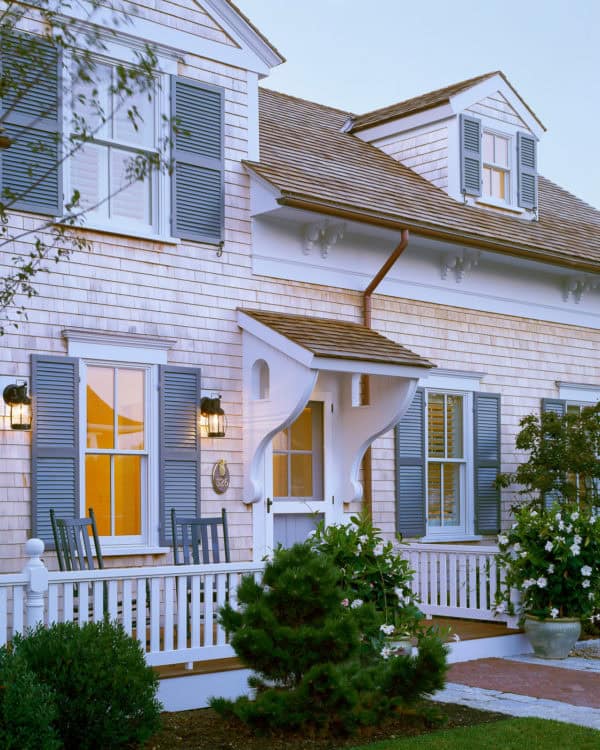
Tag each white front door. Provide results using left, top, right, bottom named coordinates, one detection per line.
left=265, top=400, right=331, bottom=550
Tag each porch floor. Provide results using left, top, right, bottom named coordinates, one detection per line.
left=154, top=617, right=522, bottom=680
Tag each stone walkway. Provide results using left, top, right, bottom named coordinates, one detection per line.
left=433, top=640, right=600, bottom=729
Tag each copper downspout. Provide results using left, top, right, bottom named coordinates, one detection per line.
left=360, top=228, right=410, bottom=518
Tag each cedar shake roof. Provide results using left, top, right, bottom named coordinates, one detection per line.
left=246, top=88, right=600, bottom=273
left=239, top=309, right=434, bottom=369
left=349, top=71, right=545, bottom=133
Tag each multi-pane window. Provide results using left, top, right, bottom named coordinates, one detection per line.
left=482, top=132, right=510, bottom=202
left=273, top=402, right=323, bottom=500
left=85, top=365, right=148, bottom=540
left=426, top=393, right=465, bottom=528
left=70, top=62, right=157, bottom=232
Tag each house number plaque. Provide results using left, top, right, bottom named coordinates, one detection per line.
left=211, top=459, right=230, bottom=494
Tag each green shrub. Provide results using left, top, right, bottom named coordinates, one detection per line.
left=212, top=542, right=447, bottom=735
left=310, top=511, right=423, bottom=636
left=0, top=646, right=60, bottom=750
left=14, top=620, right=162, bottom=750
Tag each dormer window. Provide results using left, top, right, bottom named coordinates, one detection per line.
left=482, top=132, right=510, bottom=203
left=460, top=113, right=537, bottom=212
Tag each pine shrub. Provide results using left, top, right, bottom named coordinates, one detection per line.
left=212, top=542, right=447, bottom=734
left=13, top=620, right=162, bottom=750
left=0, top=646, right=60, bottom=750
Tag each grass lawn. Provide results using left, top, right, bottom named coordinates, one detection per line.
left=349, top=718, right=600, bottom=749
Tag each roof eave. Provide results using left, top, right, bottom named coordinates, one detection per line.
left=276, top=192, right=600, bottom=275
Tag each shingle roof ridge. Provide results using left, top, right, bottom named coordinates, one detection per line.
left=350, top=70, right=501, bottom=130
left=259, top=86, right=352, bottom=117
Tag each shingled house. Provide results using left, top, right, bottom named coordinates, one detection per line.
left=1, top=2, right=600, bottom=676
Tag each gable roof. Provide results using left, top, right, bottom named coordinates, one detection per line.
left=246, top=88, right=600, bottom=273
left=349, top=71, right=545, bottom=133
left=239, top=309, right=434, bottom=368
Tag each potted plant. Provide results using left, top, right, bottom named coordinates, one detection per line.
left=495, top=500, right=600, bottom=658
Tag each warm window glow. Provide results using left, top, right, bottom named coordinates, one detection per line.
left=85, top=365, right=146, bottom=538
left=273, top=404, right=323, bottom=500
left=482, top=132, right=510, bottom=202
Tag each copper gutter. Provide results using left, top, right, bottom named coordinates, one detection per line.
left=276, top=194, right=600, bottom=275
left=360, top=229, right=410, bottom=518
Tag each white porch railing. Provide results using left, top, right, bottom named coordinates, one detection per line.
left=0, top=540, right=264, bottom=667
left=400, top=543, right=515, bottom=625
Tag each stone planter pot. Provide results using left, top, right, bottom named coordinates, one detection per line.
left=523, top=614, right=581, bottom=659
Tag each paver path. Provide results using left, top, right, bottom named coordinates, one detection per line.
left=448, top=657, right=600, bottom=708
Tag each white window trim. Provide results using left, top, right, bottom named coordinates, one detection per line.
left=60, top=37, right=178, bottom=243
left=558, top=382, right=600, bottom=404
left=65, top=330, right=175, bottom=555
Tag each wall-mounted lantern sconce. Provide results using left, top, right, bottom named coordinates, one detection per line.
left=3, top=382, right=32, bottom=430
left=200, top=395, right=226, bottom=438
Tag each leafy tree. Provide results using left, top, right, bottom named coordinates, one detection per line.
left=211, top=543, right=448, bottom=735
left=0, top=0, right=171, bottom=334
left=497, top=404, right=600, bottom=509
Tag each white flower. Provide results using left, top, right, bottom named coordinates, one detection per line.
left=557, top=536, right=565, bottom=544
left=495, top=602, right=507, bottom=614
left=550, top=608, right=559, bottom=619
left=571, top=512, right=580, bottom=521
left=498, top=534, right=509, bottom=546
left=544, top=541, right=553, bottom=552
left=380, top=623, right=395, bottom=636
left=513, top=543, right=521, bottom=552
left=582, top=565, right=593, bottom=577
left=574, top=535, right=582, bottom=545
left=512, top=522, right=518, bottom=529
left=566, top=524, right=573, bottom=533
left=373, top=542, right=384, bottom=556
left=358, top=535, right=369, bottom=544
left=520, top=551, right=528, bottom=558
left=530, top=510, right=538, bottom=517
left=380, top=646, right=392, bottom=660
left=355, top=544, right=362, bottom=555
left=570, top=544, right=581, bottom=556
left=522, top=579, right=535, bottom=589
left=589, top=592, right=595, bottom=600
left=537, top=577, right=548, bottom=588
left=350, top=599, right=363, bottom=609
left=558, top=520, right=565, bottom=531
left=555, top=512, right=562, bottom=522
left=582, top=579, right=591, bottom=589
left=547, top=564, right=555, bottom=574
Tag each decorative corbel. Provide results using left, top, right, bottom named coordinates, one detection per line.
left=302, top=222, right=346, bottom=258
left=562, top=275, right=600, bottom=304
left=441, top=249, right=480, bottom=283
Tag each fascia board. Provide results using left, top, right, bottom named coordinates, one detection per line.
left=201, top=0, right=285, bottom=70
left=314, top=358, right=431, bottom=379
left=237, top=311, right=314, bottom=368
left=245, top=168, right=283, bottom=215
left=52, top=0, right=271, bottom=76
left=354, top=103, right=454, bottom=143
left=450, top=76, right=545, bottom=139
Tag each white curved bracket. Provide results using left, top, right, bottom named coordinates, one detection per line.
left=242, top=332, right=317, bottom=504
left=338, top=375, right=418, bottom=503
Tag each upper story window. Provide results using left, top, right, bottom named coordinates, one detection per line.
left=0, top=32, right=225, bottom=245
left=460, top=113, right=537, bottom=212
left=482, top=132, right=510, bottom=203
left=70, top=62, right=158, bottom=234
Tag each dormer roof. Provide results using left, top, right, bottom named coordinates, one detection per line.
left=348, top=70, right=546, bottom=134
left=245, top=88, right=600, bottom=273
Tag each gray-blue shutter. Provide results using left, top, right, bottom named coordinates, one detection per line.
left=171, top=76, right=224, bottom=244
left=31, top=355, right=80, bottom=546
left=159, top=365, right=201, bottom=545
left=0, top=33, right=61, bottom=215
left=541, top=398, right=566, bottom=509
left=395, top=388, right=426, bottom=538
left=474, top=392, right=501, bottom=534
left=517, top=132, right=537, bottom=210
left=460, top=114, right=482, bottom=196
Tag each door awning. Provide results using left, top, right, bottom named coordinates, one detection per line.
left=238, top=308, right=434, bottom=375
left=238, top=309, right=435, bottom=507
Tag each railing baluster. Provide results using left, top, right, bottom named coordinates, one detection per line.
left=468, top=554, right=477, bottom=610
left=204, top=573, right=214, bottom=647
left=136, top=578, right=147, bottom=649
left=216, top=574, right=226, bottom=646
left=190, top=574, right=201, bottom=649
left=122, top=579, right=133, bottom=635
left=164, top=576, right=174, bottom=652
left=150, top=578, right=160, bottom=653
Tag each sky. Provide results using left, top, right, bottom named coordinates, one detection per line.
left=235, top=0, right=600, bottom=210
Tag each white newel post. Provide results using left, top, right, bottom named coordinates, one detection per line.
left=23, top=538, right=49, bottom=629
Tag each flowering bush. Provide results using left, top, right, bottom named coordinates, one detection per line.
left=495, top=501, right=600, bottom=621
left=310, top=511, right=422, bottom=636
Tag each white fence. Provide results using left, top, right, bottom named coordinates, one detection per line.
left=401, top=543, right=516, bottom=625
left=0, top=539, right=264, bottom=667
